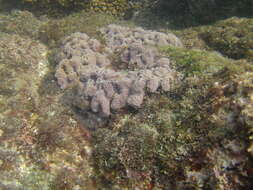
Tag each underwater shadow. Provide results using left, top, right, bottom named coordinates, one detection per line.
left=130, top=0, right=253, bottom=30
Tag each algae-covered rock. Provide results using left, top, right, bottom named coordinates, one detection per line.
left=0, top=33, right=49, bottom=105
left=90, top=46, right=253, bottom=189
left=0, top=10, right=43, bottom=39
left=0, top=9, right=120, bottom=47
left=145, top=0, right=253, bottom=26
left=173, top=17, right=253, bottom=62
left=0, top=33, right=51, bottom=189
left=201, top=17, right=253, bottom=61
left=88, top=0, right=130, bottom=16
left=38, top=11, right=118, bottom=47
left=0, top=32, right=96, bottom=189
left=22, top=0, right=89, bottom=8
left=21, top=0, right=131, bottom=16
left=1, top=1, right=253, bottom=189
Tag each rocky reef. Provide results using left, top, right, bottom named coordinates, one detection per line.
left=55, top=24, right=183, bottom=117
left=0, top=31, right=96, bottom=190
left=0, top=2, right=253, bottom=190
left=133, top=0, right=253, bottom=27
left=201, top=17, right=253, bottom=61
left=91, top=46, right=253, bottom=190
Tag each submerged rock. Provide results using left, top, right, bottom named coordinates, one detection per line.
left=91, top=48, right=253, bottom=189
left=0, top=33, right=49, bottom=108
left=0, top=32, right=96, bottom=189
left=201, top=17, right=253, bottom=61
left=0, top=7, right=253, bottom=190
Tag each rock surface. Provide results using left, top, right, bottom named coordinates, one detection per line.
left=0, top=32, right=96, bottom=190
left=0, top=5, right=253, bottom=190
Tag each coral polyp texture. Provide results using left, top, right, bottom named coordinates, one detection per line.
left=55, top=25, right=183, bottom=117
left=101, top=24, right=183, bottom=51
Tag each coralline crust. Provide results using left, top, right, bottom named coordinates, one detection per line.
left=55, top=24, right=183, bottom=117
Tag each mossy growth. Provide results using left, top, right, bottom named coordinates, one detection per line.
left=161, top=46, right=253, bottom=78
left=20, top=0, right=131, bottom=16
left=160, top=46, right=253, bottom=140
left=22, top=0, right=89, bottom=9
left=38, top=11, right=118, bottom=47
left=88, top=0, right=130, bottom=16
left=0, top=10, right=42, bottom=39
left=171, top=25, right=210, bottom=50
left=199, top=17, right=253, bottom=61
left=146, top=0, right=253, bottom=26
left=91, top=47, right=253, bottom=189
left=0, top=9, right=120, bottom=47
left=171, top=17, right=253, bottom=62
left=19, top=167, right=55, bottom=190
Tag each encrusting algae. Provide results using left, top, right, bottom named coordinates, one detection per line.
left=0, top=1, right=253, bottom=189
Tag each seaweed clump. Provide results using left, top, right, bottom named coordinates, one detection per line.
left=135, top=0, right=253, bottom=27
left=38, top=11, right=117, bottom=47
left=91, top=46, right=253, bottom=189
left=21, top=0, right=131, bottom=16
left=22, top=0, right=89, bottom=9
left=173, top=17, right=253, bottom=61
left=0, top=10, right=43, bottom=39
left=201, top=17, right=253, bottom=61
left=0, top=31, right=96, bottom=190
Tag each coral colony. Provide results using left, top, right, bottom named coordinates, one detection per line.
left=55, top=25, right=183, bottom=117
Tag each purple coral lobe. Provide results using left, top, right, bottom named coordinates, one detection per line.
left=55, top=25, right=182, bottom=117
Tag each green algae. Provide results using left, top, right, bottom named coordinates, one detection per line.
left=38, top=11, right=118, bottom=47
left=0, top=9, right=119, bottom=47
left=161, top=46, right=253, bottom=77
left=90, top=47, right=253, bottom=189
left=0, top=21, right=96, bottom=189
left=22, top=0, right=89, bottom=8
left=201, top=17, right=253, bottom=61
left=135, top=0, right=253, bottom=27
left=20, top=0, right=131, bottom=17
left=0, top=10, right=42, bottom=39
left=173, top=17, right=253, bottom=61
left=18, top=167, right=55, bottom=190
left=0, top=1, right=253, bottom=189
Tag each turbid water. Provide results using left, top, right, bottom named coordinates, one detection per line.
left=0, top=1, right=253, bottom=190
